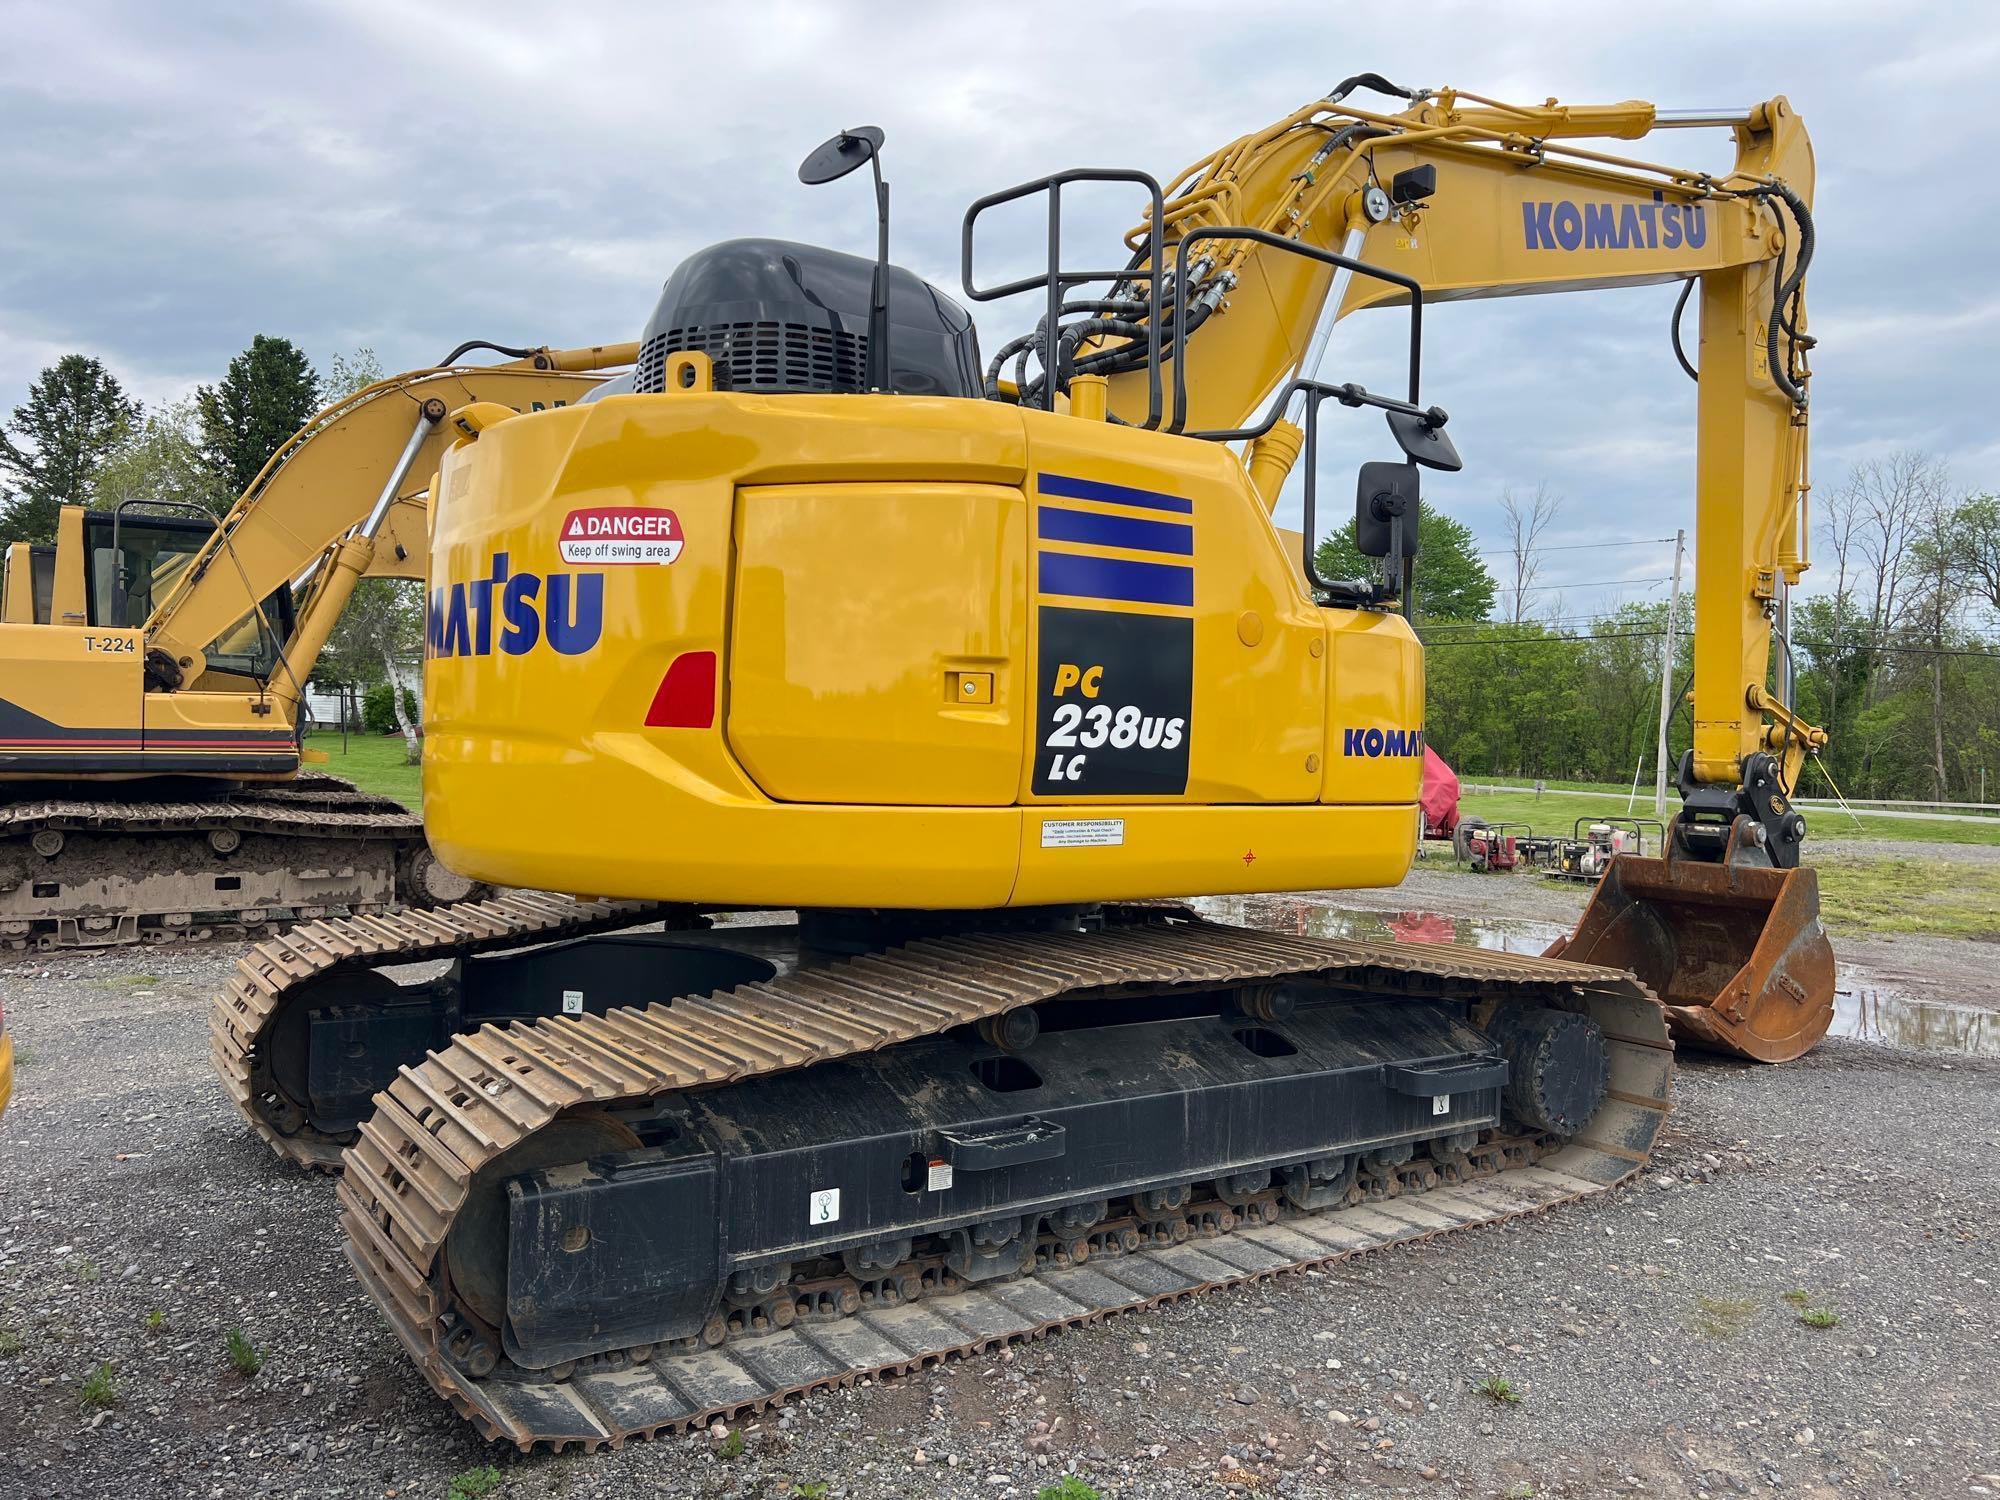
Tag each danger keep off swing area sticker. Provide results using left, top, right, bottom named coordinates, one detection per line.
left=559, top=506, right=684, bottom=566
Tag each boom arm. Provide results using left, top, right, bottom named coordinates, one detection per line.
left=142, top=345, right=636, bottom=702
left=1094, top=84, right=1821, bottom=840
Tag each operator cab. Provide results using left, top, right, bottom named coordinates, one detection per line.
left=82, top=510, right=295, bottom=682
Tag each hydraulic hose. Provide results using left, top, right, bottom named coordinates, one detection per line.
left=1755, top=181, right=1814, bottom=408
left=1327, top=73, right=1426, bottom=105
left=436, top=339, right=540, bottom=367
left=1670, top=279, right=1698, bottom=383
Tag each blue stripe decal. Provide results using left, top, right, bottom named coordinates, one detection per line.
left=1037, top=471, right=1193, bottom=515
left=1036, top=505, right=1193, bottom=556
left=1039, top=551, right=1194, bottom=607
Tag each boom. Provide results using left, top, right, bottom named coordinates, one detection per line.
left=1100, top=81, right=1822, bottom=822
left=144, top=344, right=637, bottom=704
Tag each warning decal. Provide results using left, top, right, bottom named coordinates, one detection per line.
left=1040, top=818, right=1126, bottom=848
left=558, top=506, right=684, bottom=566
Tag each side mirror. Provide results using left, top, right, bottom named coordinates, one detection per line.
left=1385, top=406, right=1463, bottom=472
left=1355, top=460, right=1421, bottom=559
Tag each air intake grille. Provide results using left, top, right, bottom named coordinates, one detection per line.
left=634, top=322, right=868, bottom=394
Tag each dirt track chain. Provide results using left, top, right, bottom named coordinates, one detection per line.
left=210, top=892, right=679, bottom=1169
left=257, top=907, right=1677, bottom=1450
left=1, top=773, right=428, bottom=952
left=0, top=771, right=417, bottom=838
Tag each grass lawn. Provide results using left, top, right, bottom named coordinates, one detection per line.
left=305, top=731, right=422, bottom=808
left=1459, top=788, right=1999, bottom=848
left=1815, top=857, right=2000, bottom=941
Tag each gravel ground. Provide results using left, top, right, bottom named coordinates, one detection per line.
left=2, top=896, right=1996, bottom=1500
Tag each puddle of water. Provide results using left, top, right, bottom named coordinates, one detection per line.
left=1196, top=895, right=1997, bottom=1059
left=1191, top=894, right=1569, bottom=955
left=1831, top=973, right=1998, bottom=1058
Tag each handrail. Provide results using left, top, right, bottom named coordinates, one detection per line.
left=961, top=169, right=1167, bottom=429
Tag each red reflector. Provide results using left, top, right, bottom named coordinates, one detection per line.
left=644, top=651, right=717, bottom=729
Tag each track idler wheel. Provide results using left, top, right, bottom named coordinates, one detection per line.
left=442, top=1113, right=644, bottom=1332
left=1487, top=1006, right=1609, bottom=1136
left=396, top=845, right=484, bottom=910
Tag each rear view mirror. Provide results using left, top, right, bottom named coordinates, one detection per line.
left=1355, top=460, right=1421, bottom=559
left=1385, top=407, right=1463, bottom=472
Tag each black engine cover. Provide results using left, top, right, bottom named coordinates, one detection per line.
left=633, top=237, right=981, bottom=398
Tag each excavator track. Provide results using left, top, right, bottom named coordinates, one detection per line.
left=211, top=891, right=678, bottom=1170
left=0, top=773, right=461, bottom=951
left=303, top=909, right=1672, bottom=1450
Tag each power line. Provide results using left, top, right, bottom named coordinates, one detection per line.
left=1472, top=536, right=1677, bottom=559
left=1502, top=574, right=1674, bottom=596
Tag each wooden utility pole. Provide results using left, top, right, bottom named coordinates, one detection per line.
left=1655, top=528, right=1687, bottom=821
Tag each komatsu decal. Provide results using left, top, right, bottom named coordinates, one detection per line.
left=1343, top=726, right=1423, bottom=757
left=1522, top=192, right=1707, bottom=253
left=426, top=553, right=603, bottom=658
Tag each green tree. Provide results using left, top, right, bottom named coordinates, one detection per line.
left=1960, top=492, right=2000, bottom=619
left=321, top=578, right=424, bottom=762
left=1315, top=509, right=1496, bottom=622
left=0, top=354, right=141, bottom=541
left=195, top=335, right=323, bottom=499
left=94, top=394, right=234, bottom=517
left=321, top=347, right=384, bottom=403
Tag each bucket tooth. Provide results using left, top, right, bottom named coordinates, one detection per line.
left=1545, top=851, right=1834, bottom=1064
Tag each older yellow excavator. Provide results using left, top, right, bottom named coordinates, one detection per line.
left=0, top=346, right=632, bottom=948
left=209, top=78, right=1829, bottom=1448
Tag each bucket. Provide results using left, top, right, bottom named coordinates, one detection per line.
left=1545, top=848, right=1835, bottom=1063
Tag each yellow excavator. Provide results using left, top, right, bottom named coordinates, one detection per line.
left=0, top=347, right=633, bottom=949
left=209, top=79, right=1829, bottom=1448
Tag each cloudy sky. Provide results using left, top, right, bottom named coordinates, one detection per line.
left=3, top=1, right=1996, bottom=612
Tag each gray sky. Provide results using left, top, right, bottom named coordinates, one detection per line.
left=3, top=0, right=1996, bottom=611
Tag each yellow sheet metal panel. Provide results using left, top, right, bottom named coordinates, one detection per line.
left=0, top=624, right=141, bottom=778
left=142, top=690, right=298, bottom=773
left=1013, top=803, right=1415, bottom=906
left=1319, top=608, right=1424, bottom=805
left=420, top=391, right=1415, bottom=909
left=427, top=733, right=1026, bottom=905
left=0, top=1029, right=13, bottom=1119
left=420, top=393, right=1030, bottom=903
left=728, top=482, right=1027, bottom=805
left=1, top=543, right=33, bottom=623
left=1019, top=419, right=1324, bottom=806
left=50, top=507, right=87, bottom=626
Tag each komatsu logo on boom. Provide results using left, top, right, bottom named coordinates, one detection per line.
left=426, top=553, right=603, bottom=658
left=1522, top=193, right=1707, bottom=253
left=1343, top=727, right=1423, bottom=758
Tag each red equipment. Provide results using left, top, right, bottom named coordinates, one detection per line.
left=1420, top=746, right=1460, bottom=839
